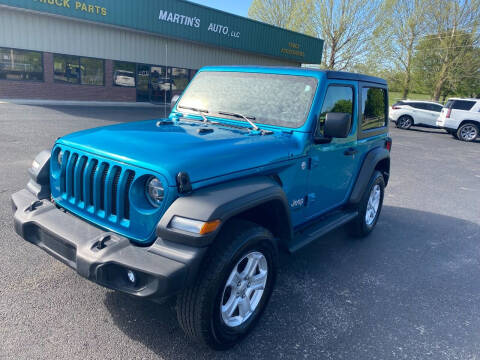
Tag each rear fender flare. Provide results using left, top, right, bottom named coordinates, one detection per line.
left=349, top=147, right=390, bottom=205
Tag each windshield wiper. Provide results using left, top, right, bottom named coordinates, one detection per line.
left=217, top=111, right=259, bottom=131
left=178, top=105, right=210, bottom=124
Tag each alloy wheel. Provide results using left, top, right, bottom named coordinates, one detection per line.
left=220, top=251, right=268, bottom=328
left=365, top=184, right=381, bottom=226
left=459, top=125, right=478, bottom=141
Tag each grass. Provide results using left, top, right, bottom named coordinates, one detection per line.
left=389, top=91, right=433, bottom=106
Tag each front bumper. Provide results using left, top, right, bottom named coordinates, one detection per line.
left=12, top=189, right=206, bottom=300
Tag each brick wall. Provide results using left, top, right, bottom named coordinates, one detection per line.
left=0, top=53, right=136, bottom=102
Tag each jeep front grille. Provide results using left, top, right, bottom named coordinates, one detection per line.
left=59, top=150, right=135, bottom=223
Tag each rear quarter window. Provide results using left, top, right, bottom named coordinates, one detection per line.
left=452, top=100, right=476, bottom=111
left=361, top=87, right=387, bottom=131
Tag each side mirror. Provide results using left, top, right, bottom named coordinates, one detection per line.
left=171, top=94, right=180, bottom=109
left=323, top=112, right=351, bottom=138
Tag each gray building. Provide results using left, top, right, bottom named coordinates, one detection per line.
left=0, top=0, right=323, bottom=102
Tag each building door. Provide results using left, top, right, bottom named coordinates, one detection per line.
left=136, top=64, right=150, bottom=102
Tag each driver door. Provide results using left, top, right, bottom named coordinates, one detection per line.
left=305, top=83, right=361, bottom=221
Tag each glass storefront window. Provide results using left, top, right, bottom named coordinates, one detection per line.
left=171, top=67, right=190, bottom=97
left=189, top=69, right=198, bottom=81
left=0, top=48, right=43, bottom=81
left=150, top=66, right=169, bottom=103
left=133, top=63, right=196, bottom=103
left=113, top=61, right=136, bottom=87
left=54, top=54, right=104, bottom=85
left=54, top=54, right=80, bottom=84
left=80, top=57, right=104, bottom=86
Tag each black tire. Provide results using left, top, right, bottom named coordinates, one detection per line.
left=176, top=219, right=278, bottom=350
left=456, top=123, right=479, bottom=142
left=348, top=171, right=385, bottom=237
left=396, top=115, right=413, bottom=130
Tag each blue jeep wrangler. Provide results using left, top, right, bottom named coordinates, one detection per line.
left=12, top=66, right=391, bottom=349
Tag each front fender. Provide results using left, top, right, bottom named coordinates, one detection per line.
left=156, top=176, right=292, bottom=247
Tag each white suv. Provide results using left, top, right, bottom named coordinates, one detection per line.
left=389, top=100, right=444, bottom=130
left=437, top=98, right=480, bottom=142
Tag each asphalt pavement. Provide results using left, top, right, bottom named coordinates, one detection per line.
left=1, top=103, right=479, bottom=359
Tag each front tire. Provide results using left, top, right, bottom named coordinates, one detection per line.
left=348, top=171, right=385, bottom=237
left=396, top=115, right=413, bottom=130
left=176, top=219, right=278, bottom=350
left=456, top=123, right=479, bottom=142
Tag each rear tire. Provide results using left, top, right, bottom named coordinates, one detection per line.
left=176, top=219, right=278, bottom=350
left=348, top=171, right=385, bottom=238
left=396, top=115, right=413, bottom=130
left=456, top=123, right=479, bottom=142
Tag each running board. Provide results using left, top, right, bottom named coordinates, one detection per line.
left=288, top=211, right=358, bottom=253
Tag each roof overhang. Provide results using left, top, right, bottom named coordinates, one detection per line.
left=0, top=0, right=324, bottom=64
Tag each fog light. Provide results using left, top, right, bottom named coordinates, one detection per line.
left=126, top=270, right=136, bottom=284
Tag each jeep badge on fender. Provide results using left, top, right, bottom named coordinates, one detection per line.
left=12, top=66, right=391, bottom=349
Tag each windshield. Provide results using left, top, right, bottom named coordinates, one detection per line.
left=177, top=71, right=318, bottom=128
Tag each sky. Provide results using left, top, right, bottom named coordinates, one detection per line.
left=188, top=0, right=252, bottom=17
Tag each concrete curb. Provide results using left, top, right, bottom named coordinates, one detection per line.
left=0, top=99, right=169, bottom=107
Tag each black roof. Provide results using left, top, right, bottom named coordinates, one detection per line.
left=325, top=71, right=387, bottom=85
left=202, top=66, right=387, bottom=85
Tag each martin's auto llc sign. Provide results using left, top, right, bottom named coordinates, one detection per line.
left=158, top=9, right=240, bottom=39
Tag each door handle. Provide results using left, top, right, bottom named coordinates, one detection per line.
left=344, top=148, right=358, bottom=156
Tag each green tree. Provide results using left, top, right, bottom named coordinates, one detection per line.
left=412, top=30, right=480, bottom=100
left=248, top=0, right=315, bottom=35
left=248, top=0, right=381, bottom=70
left=373, top=0, right=429, bottom=99
left=312, top=0, right=381, bottom=70
left=424, top=0, right=480, bottom=100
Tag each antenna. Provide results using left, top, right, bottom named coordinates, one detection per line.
left=164, top=43, right=168, bottom=118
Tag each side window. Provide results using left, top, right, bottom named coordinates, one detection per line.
left=452, top=100, right=475, bottom=111
left=361, top=87, right=387, bottom=131
left=431, top=104, right=443, bottom=112
left=316, top=85, right=353, bottom=136
left=411, top=102, right=428, bottom=110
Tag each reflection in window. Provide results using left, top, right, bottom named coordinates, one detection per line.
left=54, top=54, right=104, bottom=86
left=80, top=57, right=104, bottom=86
left=361, top=87, right=386, bottom=131
left=171, top=67, right=190, bottom=96
left=0, top=48, right=43, bottom=81
left=316, top=86, right=353, bottom=136
left=113, top=61, right=136, bottom=87
left=150, top=66, right=168, bottom=103
left=54, top=54, right=80, bottom=84
left=189, top=69, right=198, bottom=81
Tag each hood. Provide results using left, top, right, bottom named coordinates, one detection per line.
left=58, top=119, right=305, bottom=186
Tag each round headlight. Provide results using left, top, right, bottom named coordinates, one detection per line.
left=57, top=150, right=64, bottom=166
left=146, top=176, right=164, bottom=206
